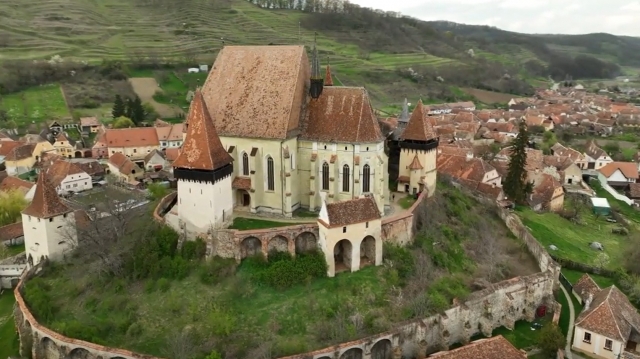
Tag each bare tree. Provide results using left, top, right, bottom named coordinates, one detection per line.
left=59, top=188, right=149, bottom=276
left=163, top=329, right=200, bottom=359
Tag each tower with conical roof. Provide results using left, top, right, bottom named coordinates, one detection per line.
left=173, top=90, right=234, bottom=233
left=21, top=169, right=77, bottom=266
left=396, top=100, right=439, bottom=197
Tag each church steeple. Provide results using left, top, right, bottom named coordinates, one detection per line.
left=309, top=32, right=324, bottom=99
left=325, top=63, right=334, bottom=87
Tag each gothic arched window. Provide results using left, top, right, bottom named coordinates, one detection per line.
left=267, top=156, right=275, bottom=191
left=322, top=162, right=329, bottom=190
left=363, top=164, right=371, bottom=193
left=242, top=152, right=249, bottom=176
left=342, top=164, right=350, bottom=192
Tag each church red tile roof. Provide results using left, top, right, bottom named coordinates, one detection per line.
left=401, top=100, right=437, bottom=142
left=172, top=90, right=233, bottom=171
left=22, top=169, right=72, bottom=219
left=201, top=45, right=308, bottom=139
left=322, top=196, right=380, bottom=228
left=302, top=87, right=384, bottom=143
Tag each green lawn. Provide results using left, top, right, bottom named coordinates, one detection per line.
left=292, top=209, right=318, bottom=218
left=398, top=195, right=416, bottom=209
left=1, top=244, right=26, bottom=260
left=517, top=207, right=625, bottom=268
left=229, top=217, right=294, bottom=230
left=0, top=293, right=20, bottom=359
left=469, top=317, right=551, bottom=350
left=555, top=290, right=570, bottom=337
left=0, top=84, right=70, bottom=127
left=561, top=268, right=615, bottom=289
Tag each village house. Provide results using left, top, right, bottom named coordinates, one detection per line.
left=543, top=155, right=583, bottom=185
left=94, top=127, right=160, bottom=162
left=107, top=152, right=144, bottom=184
left=0, top=222, right=24, bottom=247
left=79, top=117, right=102, bottom=134
left=572, top=274, right=640, bottom=359
left=584, top=140, right=613, bottom=170
left=4, top=139, right=56, bottom=176
left=144, top=149, right=170, bottom=172
left=627, top=183, right=640, bottom=203
left=597, top=162, right=639, bottom=189
left=550, top=143, right=587, bottom=169
left=483, top=122, right=518, bottom=139
left=75, top=160, right=106, bottom=181
left=437, top=152, right=501, bottom=186
left=46, top=160, right=93, bottom=195
left=528, top=172, right=565, bottom=212
left=0, top=176, right=35, bottom=201
left=52, top=133, right=75, bottom=159
left=318, top=195, right=382, bottom=277
left=154, top=122, right=185, bottom=149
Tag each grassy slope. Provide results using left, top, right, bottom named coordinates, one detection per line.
left=0, top=292, right=20, bottom=359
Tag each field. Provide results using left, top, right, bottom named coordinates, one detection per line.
left=516, top=205, right=627, bottom=269
left=128, top=77, right=183, bottom=118
left=0, top=292, right=20, bottom=359
left=0, top=84, right=70, bottom=127
left=21, top=182, right=539, bottom=358
left=461, top=88, right=514, bottom=104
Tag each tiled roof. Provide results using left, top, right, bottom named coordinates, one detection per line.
left=543, top=155, right=575, bottom=171
left=5, top=144, right=35, bottom=161
left=573, top=274, right=601, bottom=302
left=75, top=161, right=104, bottom=177
left=598, top=162, right=639, bottom=180
left=401, top=100, right=437, bottom=142
left=0, top=141, right=21, bottom=157
left=0, top=176, right=34, bottom=194
left=104, top=127, right=160, bottom=148
left=201, top=45, right=307, bottom=140
left=80, top=117, right=101, bottom=127
left=165, top=148, right=181, bottom=162
left=585, top=140, right=607, bottom=159
left=324, top=65, right=333, bottom=86
left=629, top=183, right=640, bottom=198
left=155, top=123, right=185, bottom=142
left=232, top=177, right=251, bottom=190
left=46, top=160, right=87, bottom=188
left=437, top=154, right=497, bottom=184
left=528, top=173, right=563, bottom=207
left=428, top=336, right=526, bottom=359
left=0, top=221, right=24, bottom=242
left=173, top=90, right=233, bottom=171
left=301, top=87, right=384, bottom=143
left=22, top=169, right=72, bottom=219
left=108, top=153, right=138, bottom=175
left=323, top=196, right=380, bottom=228
left=576, top=285, right=640, bottom=342
left=144, top=149, right=165, bottom=164
left=55, top=132, right=69, bottom=142
left=550, top=143, right=584, bottom=163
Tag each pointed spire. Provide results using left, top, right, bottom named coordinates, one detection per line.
left=172, top=90, right=233, bottom=171
left=401, top=100, right=437, bottom=142
left=22, top=169, right=72, bottom=219
left=324, top=65, right=334, bottom=86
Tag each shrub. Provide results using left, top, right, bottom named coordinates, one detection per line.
left=383, top=243, right=414, bottom=281
left=243, top=251, right=327, bottom=289
left=198, top=257, right=237, bottom=285
left=181, top=238, right=207, bottom=260
left=157, top=278, right=171, bottom=292
left=23, top=278, right=57, bottom=322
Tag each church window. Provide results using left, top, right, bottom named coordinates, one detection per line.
left=342, top=164, right=350, bottom=192
left=322, top=162, right=329, bottom=190
left=242, top=152, right=249, bottom=176
left=267, top=156, right=275, bottom=191
left=363, top=164, right=371, bottom=192
left=324, top=145, right=327, bottom=150
left=291, top=152, right=296, bottom=170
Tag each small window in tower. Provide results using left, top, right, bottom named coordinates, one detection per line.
left=366, top=222, right=369, bottom=228
left=201, top=189, right=203, bottom=194
left=189, top=188, right=191, bottom=193
left=63, top=213, right=67, bottom=218
left=345, top=146, right=347, bottom=150
left=324, top=145, right=327, bottom=150
left=366, top=147, right=369, bottom=151
left=343, top=226, right=347, bottom=233
left=49, top=218, right=53, bottom=222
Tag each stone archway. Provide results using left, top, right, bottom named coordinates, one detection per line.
left=295, top=231, right=317, bottom=254
left=40, top=337, right=63, bottom=359
left=74, top=151, right=82, bottom=158
left=67, top=347, right=92, bottom=359
left=240, top=236, right=262, bottom=258
left=237, top=190, right=251, bottom=207
left=334, top=239, right=353, bottom=273
left=340, top=348, right=363, bottom=359
left=360, top=236, right=376, bottom=269
left=267, top=235, right=288, bottom=254
left=371, top=339, right=392, bottom=359
left=83, top=150, right=92, bottom=158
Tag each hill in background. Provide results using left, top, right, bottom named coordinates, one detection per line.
left=0, top=0, right=638, bottom=110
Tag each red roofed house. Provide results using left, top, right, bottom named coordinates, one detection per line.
left=107, top=153, right=144, bottom=184
left=21, top=169, right=78, bottom=266
left=584, top=140, right=613, bottom=170
left=528, top=172, right=565, bottom=212
left=428, top=335, right=526, bottom=359
left=396, top=100, right=439, bottom=196
left=572, top=274, right=640, bottom=359
left=598, top=162, right=639, bottom=189
left=437, top=153, right=502, bottom=197
left=96, top=127, right=160, bottom=161
left=0, top=175, right=36, bottom=201
left=46, top=160, right=93, bottom=195
left=318, top=194, right=382, bottom=277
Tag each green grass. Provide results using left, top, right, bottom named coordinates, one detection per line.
left=229, top=217, right=294, bottom=230
left=0, top=84, right=70, bottom=127
left=398, top=195, right=416, bottom=209
left=0, top=293, right=20, bottom=359
left=468, top=317, right=551, bottom=350
left=517, top=207, right=625, bottom=268
left=591, top=180, right=640, bottom=224
left=555, top=290, right=570, bottom=337
left=292, top=208, right=318, bottom=218
left=1, top=244, right=26, bottom=260
left=561, top=268, right=615, bottom=289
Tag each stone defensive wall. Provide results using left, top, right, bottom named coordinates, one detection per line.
left=13, top=195, right=560, bottom=359
left=152, top=192, right=424, bottom=260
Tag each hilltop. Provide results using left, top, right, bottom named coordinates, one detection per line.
left=0, top=0, right=638, bottom=110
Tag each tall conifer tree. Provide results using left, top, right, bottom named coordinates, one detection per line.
left=131, top=96, right=145, bottom=125
left=112, top=95, right=125, bottom=119
left=504, top=121, right=530, bottom=204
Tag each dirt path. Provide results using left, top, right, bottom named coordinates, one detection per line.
left=560, top=284, right=576, bottom=359
left=128, top=78, right=184, bottom=118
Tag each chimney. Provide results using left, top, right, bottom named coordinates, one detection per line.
left=491, top=182, right=496, bottom=188
left=584, top=293, right=593, bottom=311
left=466, top=152, right=473, bottom=161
